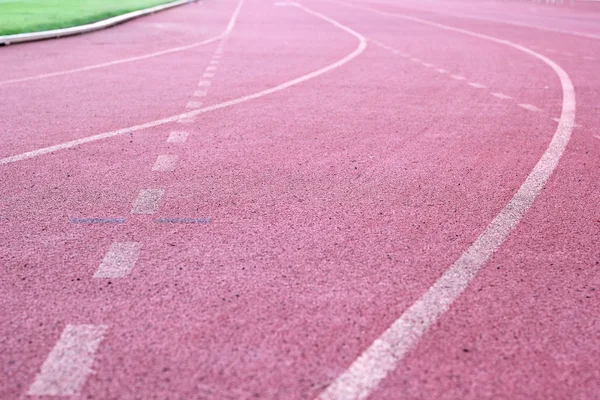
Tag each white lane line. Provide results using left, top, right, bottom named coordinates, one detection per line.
left=435, top=68, right=448, bottom=74
left=468, top=82, right=486, bottom=89
left=94, top=242, right=143, bottom=278
left=177, top=116, right=195, bottom=124
left=206, top=65, right=218, bottom=71
left=491, top=92, right=512, bottom=99
left=28, top=325, right=108, bottom=396
left=186, top=101, right=203, bottom=109
left=409, top=57, right=420, bottom=62
left=0, top=0, right=246, bottom=86
left=198, top=80, right=211, bottom=87
left=167, top=131, right=189, bottom=143
left=203, top=72, right=215, bottom=78
left=519, top=103, right=541, bottom=112
left=450, top=74, right=466, bottom=80
left=209, top=59, right=219, bottom=65
left=0, top=3, right=367, bottom=166
left=594, top=135, right=600, bottom=140
left=193, top=89, right=208, bottom=97
left=318, top=3, right=575, bottom=400
left=131, top=189, right=164, bottom=214
left=152, top=154, right=178, bottom=171
left=421, top=62, right=434, bottom=68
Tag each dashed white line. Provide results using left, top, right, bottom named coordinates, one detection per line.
left=421, top=62, right=434, bottom=68
left=519, top=103, right=541, bottom=112
left=409, top=57, right=420, bottom=62
left=209, top=59, right=219, bottom=65
left=491, top=92, right=512, bottom=99
left=131, top=189, right=164, bottom=214
left=28, top=325, right=108, bottom=396
left=450, top=74, right=466, bottom=80
left=435, top=68, right=448, bottom=74
left=206, top=65, right=218, bottom=71
left=203, top=72, right=215, bottom=78
left=198, top=80, right=211, bottom=87
left=167, top=131, right=189, bottom=143
left=193, top=89, right=208, bottom=97
left=186, top=101, right=203, bottom=109
left=152, top=154, right=178, bottom=171
left=94, top=242, right=143, bottom=278
left=468, top=82, right=486, bottom=89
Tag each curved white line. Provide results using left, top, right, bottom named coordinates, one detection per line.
left=318, top=4, right=575, bottom=400
left=0, top=3, right=367, bottom=166
left=0, top=0, right=245, bottom=87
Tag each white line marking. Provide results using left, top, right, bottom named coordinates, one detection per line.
left=594, top=135, right=600, bottom=140
left=0, top=3, right=366, bottom=166
left=193, top=89, right=208, bottom=97
left=318, top=3, right=575, bottom=399
left=152, top=154, right=178, bottom=171
left=131, top=189, right=164, bottom=214
left=0, top=0, right=246, bottom=86
left=186, top=101, right=203, bottom=109
left=209, top=59, right=219, bottom=65
left=450, top=74, right=466, bottom=80
left=198, top=80, right=211, bottom=87
left=94, top=242, right=143, bottom=278
left=490, top=92, right=512, bottom=99
left=206, top=65, right=218, bottom=71
left=421, top=62, right=434, bottom=68
left=203, top=72, right=215, bottom=78
left=176, top=116, right=195, bottom=124
left=583, top=56, right=597, bottom=61
left=28, top=325, right=108, bottom=396
left=519, top=103, right=541, bottom=112
left=435, top=68, right=448, bottom=74
left=409, top=57, right=420, bottom=62
left=391, top=49, right=399, bottom=54
left=167, top=131, right=189, bottom=143
left=468, top=82, right=486, bottom=89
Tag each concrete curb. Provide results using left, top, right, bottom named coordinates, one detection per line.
left=0, top=0, right=196, bottom=45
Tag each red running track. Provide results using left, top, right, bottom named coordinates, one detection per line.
left=0, top=0, right=599, bottom=398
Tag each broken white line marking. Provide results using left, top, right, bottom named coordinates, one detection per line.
left=152, top=155, right=178, bottom=172
left=421, top=62, right=434, bottom=68
left=186, top=101, right=203, bottom=109
left=94, top=242, right=143, bottom=278
left=131, top=189, right=164, bottom=214
left=491, top=92, right=512, bottom=99
left=435, top=68, right=448, bottom=74
left=167, top=131, right=189, bottom=143
left=206, top=65, right=217, bottom=71
left=410, top=57, right=420, bottom=62
left=209, top=59, right=219, bottom=65
left=193, top=90, right=208, bottom=97
left=468, top=82, right=486, bottom=88
left=198, top=80, right=211, bottom=87
left=450, top=74, right=466, bottom=80
left=203, top=72, right=215, bottom=78
left=519, top=103, right=541, bottom=112
left=28, top=325, right=108, bottom=396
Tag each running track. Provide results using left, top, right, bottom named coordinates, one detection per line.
left=1, top=0, right=599, bottom=398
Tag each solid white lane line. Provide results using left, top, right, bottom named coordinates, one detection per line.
left=0, top=0, right=246, bottom=86
left=176, top=116, right=195, bottom=124
left=0, top=3, right=367, bottom=166
left=468, top=82, right=486, bottom=88
left=94, top=242, right=143, bottom=278
left=186, top=101, right=203, bottom=109
left=28, top=325, right=108, bottom=396
left=318, top=3, right=575, bottom=400
left=152, top=154, right=178, bottom=171
left=167, top=131, right=189, bottom=143
left=450, top=74, right=466, bottom=80
left=203, top=72, right=215, bottom=78
left=131, top=189, right=164, bottom=214
left=519, top=103, right=541, bottom=112
left=491, top=92, right=512, bottom=99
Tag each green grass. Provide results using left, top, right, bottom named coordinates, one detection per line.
left=0, top=0, right=176, bottom=35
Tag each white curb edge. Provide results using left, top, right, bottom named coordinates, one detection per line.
left=0, top=0, right=197, bottom=45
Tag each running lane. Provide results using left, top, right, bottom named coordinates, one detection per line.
left=1, top=0, right=598, bottom=399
